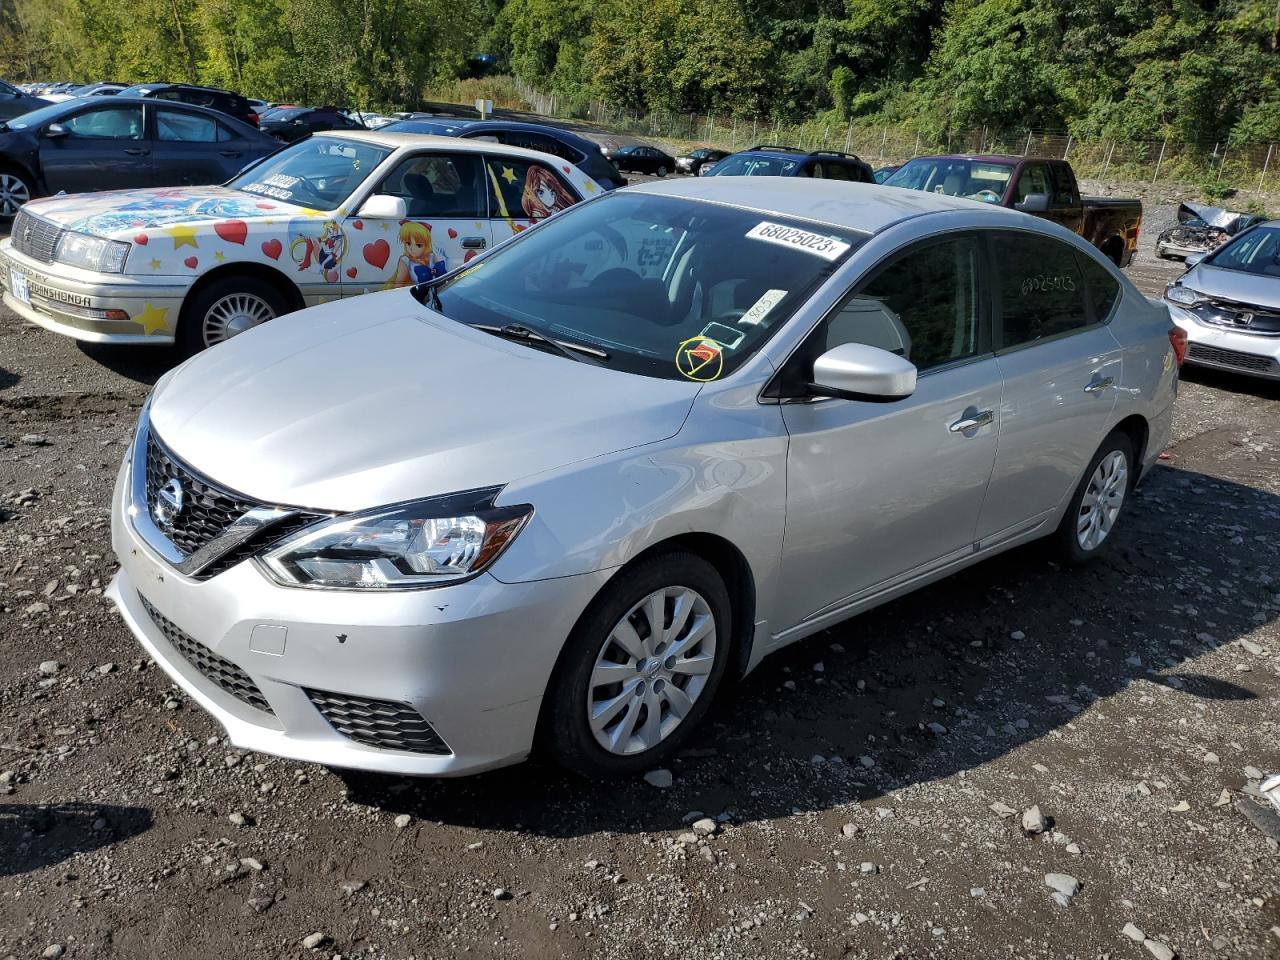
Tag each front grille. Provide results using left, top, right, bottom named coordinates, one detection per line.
left=140, top=595, right=273, bottom=714
left=10, top=209, right=62, bottom=263
left=305, top=689, right=451, bottom=755
left=1187, top=342, right=1277, bottom=373
left=1192, top=297, right=1280, bottom=336
left=146, top=434, right=258, bottom=557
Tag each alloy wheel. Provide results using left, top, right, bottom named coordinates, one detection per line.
left=202, top=292, right=277, bottom=346
left=1076, top=450, right=1128, bottom=550
left=587, top=585, right=717, bottom=756
left=0, top=173, right=30, bottom=218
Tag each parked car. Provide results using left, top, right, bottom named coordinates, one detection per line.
left=41, top=81, right=125, bottom=103
left=884, top=155, right=1143, bottom=267
left=104, top=179, right=1178, bottom=778
left=1155, top=201, right=1265, bottom=260
left=1164, top=220, right=1280, bottom=380
left=259, top=106, right=365, bottom=143
left=703, top=145, right=875, bottom=183
left=116, top=83, right=260, bottom=127
left=873, top=165, right=900, bottom=183
left=0, top=131, right=595, bottom=352
left=0, top=78, right=51, bottom=122
left=384, top=118, right=626, bottom=190
left=610, top=144, right=677, bottom=177
left=675, top=147, right=729, bottom=175
left=0, top=97, right=279, bottom=219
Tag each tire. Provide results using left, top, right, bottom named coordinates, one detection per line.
left=178, top=274, right=289, bottom=356
left=542, top=551, right=733, bottom=778
left=1052, top=432, right=1134, bottom=565
left=656, top=165, right=668, bottom=177
left=0, top=168, right=34, bottom=219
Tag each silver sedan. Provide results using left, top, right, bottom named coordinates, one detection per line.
left=109, top=179, right=1180, bottom=777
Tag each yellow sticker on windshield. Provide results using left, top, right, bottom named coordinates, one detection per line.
left=676, top=337, right=725, bottom=382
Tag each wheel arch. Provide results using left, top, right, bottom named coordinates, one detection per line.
left=1099, top=235, right=1125, bottom=267
left=1108, top=413, right=1150, bottom=486
left=180, top=261, right=305, bottom=326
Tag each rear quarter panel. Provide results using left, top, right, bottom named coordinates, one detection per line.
left=1107, top=279, right=1178, bottom=473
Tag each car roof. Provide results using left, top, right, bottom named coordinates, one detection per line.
left=903, top=154, right=1039, bottom=165
left=316, top=130, right=590, bottom=167
left=627, top=177, right=1022, bottom=235
left=57, top=96, right=259, bottom=128
left=455, top=120, right=595, bottom=145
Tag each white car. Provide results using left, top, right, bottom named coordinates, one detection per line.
left=0, top=131, right=601, bottom=354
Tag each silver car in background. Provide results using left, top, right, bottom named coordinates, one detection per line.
left=1164, top=221, right=1280, bottom=380
left=109, top=179, right=1180, bottom=778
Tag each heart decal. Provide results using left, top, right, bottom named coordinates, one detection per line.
left=214, top=219, right=248, bottom=245
left=562, top=165, right=571, bottom=174
left=362, top=239, right=390, bottom=270
left=352, top=219, right=363, bottom=230
left=255, top=202, right=275, bottom=210
left=183, top=256, right=198, bottom=269
left=463, top=249, right=478, bottom=263
left=346, top=267, right=357, bottom=279
left=447, top=228, right=458, bottom=239
left=134, top=233, right=148, bottom=246
left=261, top=239, right=282, bottom=260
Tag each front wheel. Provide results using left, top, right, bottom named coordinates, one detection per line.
left=542, top=551, right=732, bottom=778
left=0, top=169, right=33, bottom=219
left=178, top=275, right=289, bottom=356
left=1053, top=432, right=1134, bottom=564
left=656, top=165, right=668, bottom=177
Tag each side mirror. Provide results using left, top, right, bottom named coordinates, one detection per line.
left=809, top=343, right=917, bottom=402
left=43, top=122, right=68, bottom=139
left=1014, top=193, right=1050, bottom=213
left=357, top=194, right=407, bottom=220
left=1183, top=252, right=1207, bottom=269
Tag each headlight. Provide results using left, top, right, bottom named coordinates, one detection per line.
left=54, top=231, right=130, bottom=273
left=259, top=488, right=532, bottom=590
left=1165, top=284, right=1202, bottom=307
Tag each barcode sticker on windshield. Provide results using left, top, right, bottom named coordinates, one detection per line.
left=740, top=289, right=787, bottom=326
left=745, top=222, right=850, bottom=261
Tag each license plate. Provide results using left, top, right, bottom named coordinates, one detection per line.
left=10, top=269, right=29, bottom=306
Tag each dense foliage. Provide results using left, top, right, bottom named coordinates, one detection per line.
left=2, top=0, right=1277, bottom=145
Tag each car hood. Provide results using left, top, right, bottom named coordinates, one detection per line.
left=23, top=186, right=309, bottom=240
left=1182, top=263, right=1280, bottom=311
left=148, top=289, right=701, bottom=512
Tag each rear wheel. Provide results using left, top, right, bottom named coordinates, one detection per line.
left=656, top=165, right=669, bottom=177
left=0, top=169, right=33, bottom=219
left=1053, top=432, right=1134, bottom=564
left=542, top=551, right=732, bottom=778
left=178, top=275, right=289, bottom=356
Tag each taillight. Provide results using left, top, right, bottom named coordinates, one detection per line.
left=248, top=112, right=259, bottom=126
left=1168, top=326, right=1188, bottom=366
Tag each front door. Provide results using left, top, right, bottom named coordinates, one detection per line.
left=775, top=233, right=1003, bottom=631
left=38, top=103, right=150, bottom=193
left=342, top=151, right=492, bottom=295
left=976, top=231, right=1122, bottom=544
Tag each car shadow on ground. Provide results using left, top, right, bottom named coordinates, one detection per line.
left=78, top=342, right=179, bottom=387
left=338, top=461, right=1275, bottom=837
left=0, top=803, right=153, bottom=877
left=1179, top=364, right=1280, bottom=401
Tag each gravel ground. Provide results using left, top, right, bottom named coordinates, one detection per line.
left=1, top=210, right=1278, bottom=960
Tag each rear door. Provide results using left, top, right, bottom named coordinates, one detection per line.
left=150, top=106, right=240, bottom=186
left=975, top=231, right=1122, bottom=545
left=342, top=150, right=491, bottom=294
left=38, top=102, right=150, bottom=192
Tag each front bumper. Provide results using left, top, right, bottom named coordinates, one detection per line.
left=0, top=240, right=187, bottom=344
left=108, top=459, right=612, bottom=776
left=1167, top=302, right=1280, bottom=380
left=1155, top=239, right=1211, bottom=259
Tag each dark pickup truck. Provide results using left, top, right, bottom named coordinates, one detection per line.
left=883, top=155, right=1142, bottom=267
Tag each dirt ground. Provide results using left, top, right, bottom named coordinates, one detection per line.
left=1, top=215, right=1278, bottom=960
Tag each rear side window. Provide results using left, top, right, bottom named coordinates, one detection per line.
left=993, top=233, right=1089, bottom=347
left=1015, top=163, right=1051, bottom=203
left=1076, top=253, right=1121, bottom=322
left=156, top=108, right=217, bottom=142
left=1050, top=163, right=1078, bottom=205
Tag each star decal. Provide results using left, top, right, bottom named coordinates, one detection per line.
left=149, top=258, right=161, bottom=271
left=584, top=181, right=597, bottom=194
left=299, top=207, right=328, bottom=218
left=215, top=251, right=225, bottom=263
left=163, top=223, right=199, bottom=250
left=134, top=303, right=170, bottom=336
left=500, top=166, right=516, bottom=185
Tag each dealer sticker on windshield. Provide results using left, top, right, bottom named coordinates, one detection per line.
left=745, top=222, right=851, bottom=261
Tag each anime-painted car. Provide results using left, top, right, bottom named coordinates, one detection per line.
left=0, top=131, right=595, bottom=353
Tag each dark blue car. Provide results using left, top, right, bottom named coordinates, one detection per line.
left=703, top=145, right=875, bottom=184
left=383, top=118, right=626, bottom=190
left=0, top=97, right=281, bottom=218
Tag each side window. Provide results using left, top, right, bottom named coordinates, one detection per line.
left=215, top=122, right=236, bottom=143
left=485, top=157, right=578, bottom=221
left=62, top=106, right=143, bottom=140
left=820, top=162, right=851, bottom=181
left=377, top=153, right=486, bottom=218
left=993, top=234, right=1090, bottom=347
left=156, top=108, right=218, bottom=143
left=1015, top=163, right=1052, bottom=203
left=1049, top=164, right=1078, bottom=205
left=822, top=235, right=982, bottom=371
left=1076, top=252, right=1121, bottom=322
left=499, top=131, right=578, bottom=163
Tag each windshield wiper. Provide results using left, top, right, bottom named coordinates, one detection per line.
left=470, top=323, right=610, bottom=363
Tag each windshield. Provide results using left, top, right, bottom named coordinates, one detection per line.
left=708, top=154, right=799, bottom=177
left=229, top=136, right=392, bottom=209
left=432, top=192, right=862, bottom=380
left=0, top=80, right=21, bottom=97
left=883, top=157, right=1013, bottom=202
left=1205, top=226, right=1280, bottom=278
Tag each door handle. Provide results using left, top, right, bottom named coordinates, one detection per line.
left=949, top=409, right=994, bottom=433
left=124, top=147, right=150, bottom=156
left=461, top=236, right=486, bottom=249
left=1084, top=376, right=1115, bottom=394
left=219, top=150, right=242, bottom=158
